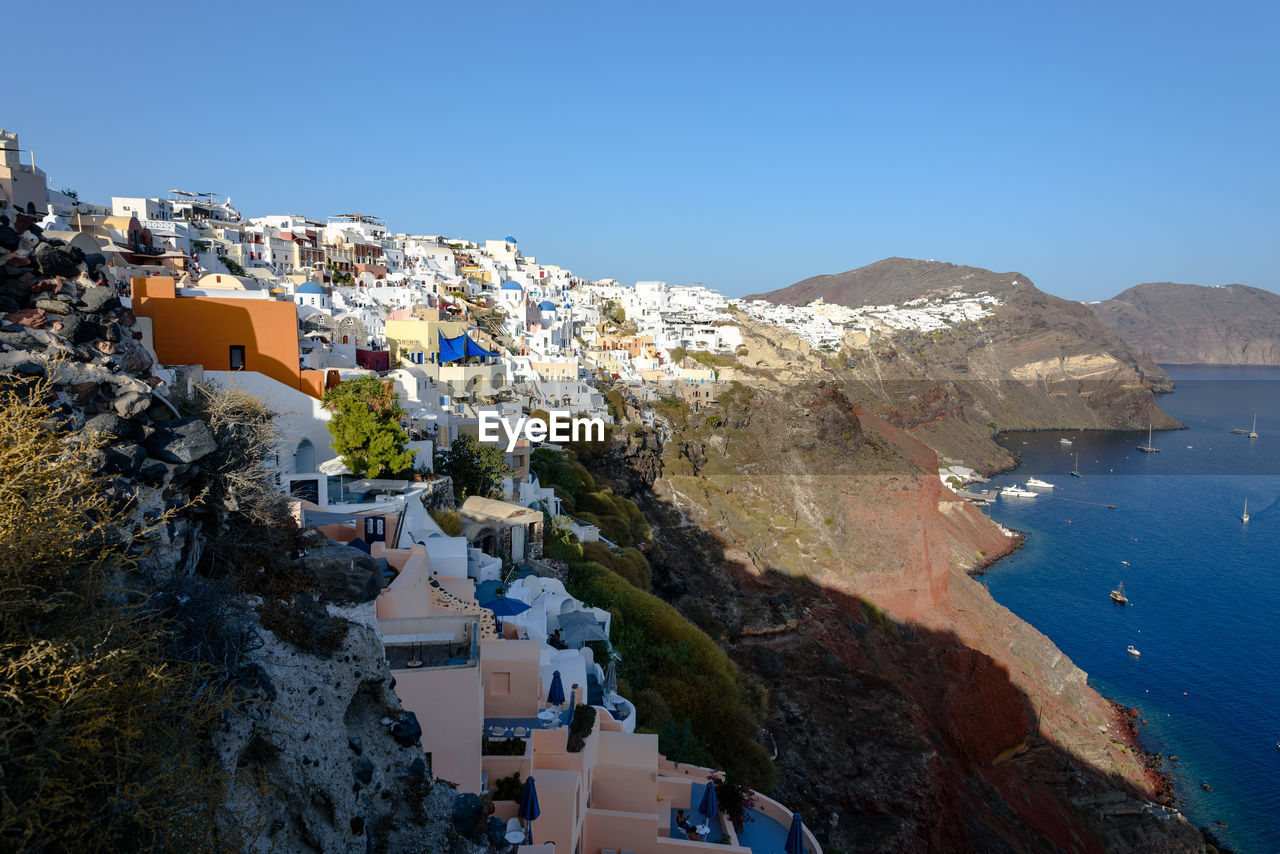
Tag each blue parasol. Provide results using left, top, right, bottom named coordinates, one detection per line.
left=481, top=596, right=531, bottom=617
left=547, top=670, right=566, bottom=706
left=518, top=776, right=541, bottom=843
left=784, top=811, right=806, bottom=854
left=699, top=780, right=719, bottom=823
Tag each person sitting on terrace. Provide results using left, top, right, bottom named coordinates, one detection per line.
left=548, top=629, right=567, bottom=650
left=676, top=810, right=693, bottom=834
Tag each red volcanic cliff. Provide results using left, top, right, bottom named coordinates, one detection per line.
left=592, top=364, right=1200, bottom=852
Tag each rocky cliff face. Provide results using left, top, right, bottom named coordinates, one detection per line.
left=591, top=328, right=1202, bottom=851
left=1091, top=281, right=1280, bottom=365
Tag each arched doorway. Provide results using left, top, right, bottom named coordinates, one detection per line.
left=295, top=438, right=316, bottom=473
left=475, top=527, right=498, bottom=557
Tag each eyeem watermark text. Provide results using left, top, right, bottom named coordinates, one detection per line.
left=478, top=410, right=605, bottom=451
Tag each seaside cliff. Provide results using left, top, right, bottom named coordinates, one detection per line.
left=578, top=272, right=1204, bottom=851
left=1091, top=281, right=1280, bottom=366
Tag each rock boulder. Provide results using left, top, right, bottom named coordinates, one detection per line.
left=144, top=417, right=217, bottom=464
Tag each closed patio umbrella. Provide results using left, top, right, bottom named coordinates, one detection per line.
left=518, top=776, right=541, bottom=844
left=546, top=670, right=565, bottom=707
left=603, top=659, right=618, bottom=701
left=698, top=780, right=719, bottom=823
left=784, top=811, right=806, bottom=854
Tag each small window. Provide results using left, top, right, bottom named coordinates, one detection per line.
left=229, top=345, right=246, bottom=370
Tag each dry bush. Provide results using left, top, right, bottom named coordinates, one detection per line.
left=0, top=375, right=238, bottom=852
left=257, top=594, right=349, bottom=656
left=186, top=382, right=301, bottom=587
left=430, top=508, right=464, bottom=536
left=189, top=381, right=288, bottom=526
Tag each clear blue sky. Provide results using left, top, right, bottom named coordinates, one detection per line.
left=9, top=1, right=1278, bottom=300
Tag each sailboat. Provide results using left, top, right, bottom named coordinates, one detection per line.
left=1231, top=414, right=1259, bottom=437
left=1242, top=499, right=1250, bottom=524
left=1070, top=451, right=1082, bottom=477
left=1136, top=422, right=1159, bottom=453
left=1110, top=582, right=1128, bottom=605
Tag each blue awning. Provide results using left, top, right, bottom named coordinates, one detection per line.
left=464, top=336, right=499, bottom=359
left=438, top=331, right=468, bottom=363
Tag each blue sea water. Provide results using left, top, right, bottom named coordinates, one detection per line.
left=980, top=365, right=1280, bottom=853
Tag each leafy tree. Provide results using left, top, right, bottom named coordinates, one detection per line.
left=322, top=376, right=415, bottom=478
left=438, top=433, right=512, bottom=501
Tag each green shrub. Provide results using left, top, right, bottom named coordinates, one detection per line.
left=566, top=705, right=597, bottom=753
left=580, top=542, right=650, bottom=591
left=566, top=562, right=774, bottom=789
left=657, top=718, right=712, bottom=766
left=481, top=736, right=526, bottom=758
left=543, top=518, right=583, bottom=563
left=492, top=771, right=522, bottom=800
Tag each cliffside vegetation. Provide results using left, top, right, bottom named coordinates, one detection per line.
left=0, top=376, right=234, bottom=852
left=531, top=447, right=776, bottom=790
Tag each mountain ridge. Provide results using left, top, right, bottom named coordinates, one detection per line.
left=1090, top=281, right=1280, bottom=365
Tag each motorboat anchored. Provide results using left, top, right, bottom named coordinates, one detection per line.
left=1026, top=477, right=1054, bottom=489
left=1127, top=645, right=1141, bottom=657
left=1000, top=485, right=1038, bottom=498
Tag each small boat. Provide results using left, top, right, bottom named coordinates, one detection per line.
left=1121, top=560, right=1131, bottom=567
left=1127, top=645, right=1141, bottom=657
left=1070, top=451, right=1082, bottom=477
left=1231, top=414, right=1260, bottom=438
left=1110, top=582, right=1128, bottom=605
left=1136, top=422, right=1159, bottom=453
left=1059, top=437, right=1073, bottom=445
left=1242, top=499, right=1250, bottom=524
left=1001, top=485, right=1038, bottom=498
left=1026, top=477, right=1054, bottom=489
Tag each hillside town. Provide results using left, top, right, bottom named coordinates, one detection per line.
left=1, top=127, right=1021, bottom=854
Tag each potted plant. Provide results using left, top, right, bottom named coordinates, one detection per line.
left=708, top=773, right=755, bottom=832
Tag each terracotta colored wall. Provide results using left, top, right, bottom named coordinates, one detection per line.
left=394, top=664, right=482, bottom=793
left=132, top=276, right=315, bottom=397
left=481, top=639, right=541, bottom=718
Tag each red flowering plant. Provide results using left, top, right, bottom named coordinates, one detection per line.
left=706, top=772, right=756, bottom=829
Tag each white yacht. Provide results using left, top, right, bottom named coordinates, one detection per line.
left=1000, top=485, right=1038, bottom=498
left=1026, top=477, right=1054, bottom=489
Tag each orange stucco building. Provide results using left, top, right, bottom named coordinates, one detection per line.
left=131, top=276, right=334, bottom=398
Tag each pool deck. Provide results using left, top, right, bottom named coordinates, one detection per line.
left=666, top=781, right=795, bottom=852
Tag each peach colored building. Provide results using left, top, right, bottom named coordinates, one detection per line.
left=131, top=276, right=335, bottom=399
left=371, top=540, right=822, bottom=854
